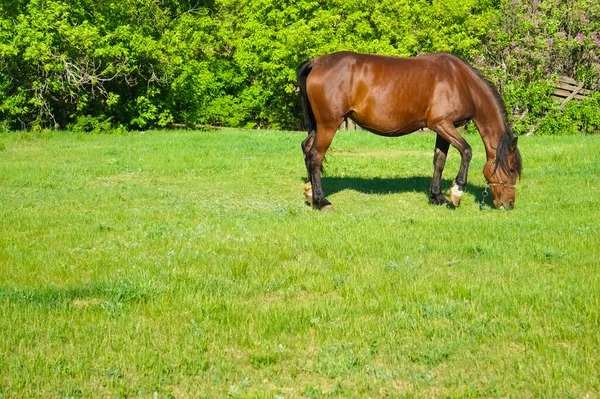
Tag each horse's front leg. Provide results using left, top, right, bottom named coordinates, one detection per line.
left=429, top=134, right=450, bottom=205
left=429, top=121, right=472, bottom=207
left=450, top=139, right=472, bottom=207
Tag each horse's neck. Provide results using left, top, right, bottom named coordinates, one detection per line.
left=482, top=124, right=505, bottom=161
left=474, top=92, right=507, bottom=161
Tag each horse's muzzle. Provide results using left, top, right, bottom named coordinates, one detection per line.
left=494, top=199, right=514, bottom=210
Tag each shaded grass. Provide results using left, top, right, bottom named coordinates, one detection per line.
left=0, top=129, right=599, bottom=397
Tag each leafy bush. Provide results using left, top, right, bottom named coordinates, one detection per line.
left=0, top=120, right=10, bottom=135
left=480, top=0, right=600, bottom=134
left=536, top=93, right=600, bottom=135
left=0, top=0, right=221, bottom=130
left=69, top=115, right=126, bottom=134
left=0, top=0, right=496, bottom=131
left=0, top=0, right=598, bottom=133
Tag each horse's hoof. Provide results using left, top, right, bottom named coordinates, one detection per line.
left=433, top=199, right=449, bottom=206
left=450, top=184, right=463, bottom=207
left=321, top=204, right=335, bottom=212
left=429, top=194, right=449, bottom=206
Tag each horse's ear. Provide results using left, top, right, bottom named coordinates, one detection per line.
left=510, top=136, right=518, bottom=151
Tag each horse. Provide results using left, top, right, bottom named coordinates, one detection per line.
left=297, top=51, right=522, bottom=211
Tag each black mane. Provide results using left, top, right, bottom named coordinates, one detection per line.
left=497, top=130, right=522, bottom=177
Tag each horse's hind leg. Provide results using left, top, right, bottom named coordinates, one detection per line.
left=305, top=123, right=339, bottom=210
left=429, top=134, right=451, bottom=205
left=301, top=131, right=316, bottom=203
left=428, top=120, right=472, bottom=207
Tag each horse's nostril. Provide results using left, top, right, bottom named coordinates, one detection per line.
left=508, top=200, right=514, bottom=209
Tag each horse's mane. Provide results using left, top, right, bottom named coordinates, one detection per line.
left=454, top=55, right=522, bottom=177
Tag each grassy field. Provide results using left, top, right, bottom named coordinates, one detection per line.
left=0, top=129, right=599, bottom=398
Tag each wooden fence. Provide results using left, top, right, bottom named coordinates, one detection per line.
left=552, top=76, right=591, bottom=110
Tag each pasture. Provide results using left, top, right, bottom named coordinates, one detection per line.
left=0, top=129, right=599, bottom=398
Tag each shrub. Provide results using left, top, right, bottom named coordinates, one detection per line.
left=0, top=0, right=597, bottom=133
left=536, top=93, right=600, bottom=135
left=69, top=115, right=126, bottom=134
left=480, top=0, right=600, bottom=134
left=0, top=0, right=496, bottom=131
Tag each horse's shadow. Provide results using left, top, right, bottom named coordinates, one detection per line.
left=320, top=176, right=489, bottom=204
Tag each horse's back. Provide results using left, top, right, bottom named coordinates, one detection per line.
left=306, top=52, right=474, bottom=135
left=311, top=51, right=465, bottom=74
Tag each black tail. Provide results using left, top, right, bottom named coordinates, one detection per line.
left=297, top=59, right=316, bottom=134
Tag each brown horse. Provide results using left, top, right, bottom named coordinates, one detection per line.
left=297, top=51, right=522, bottom=211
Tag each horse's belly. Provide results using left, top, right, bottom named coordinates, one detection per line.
left=350, top=112, right=427, bottom=136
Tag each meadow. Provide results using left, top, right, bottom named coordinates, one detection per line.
left=0, top=129, right=599, bottom=398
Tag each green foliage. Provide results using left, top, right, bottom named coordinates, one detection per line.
left=483, top=0, right=600, bottom=86
left=502, top=79, right=556, bottom=135
left=212, top=0, right=496, bottom=129
left=480, top=0, right=600, bottom=134
left=0, top=0, right=598, bottom=132
left=536, top=92, right=600, bottom=135
left=69, top=115, right=126, bottom=134
left=0, top=0, right=222, bottom=130
left=0, top=120, right=10, bottom=135
left=0, top=0, right=495, bottom=131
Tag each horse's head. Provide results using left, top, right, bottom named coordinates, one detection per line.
left=484, top=136, right=521, bottom=210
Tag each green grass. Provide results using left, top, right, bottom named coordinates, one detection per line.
left=0, top=129, right=599, bottom=398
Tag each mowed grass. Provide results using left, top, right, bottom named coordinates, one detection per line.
left=0, top=129, right=599, bottom=398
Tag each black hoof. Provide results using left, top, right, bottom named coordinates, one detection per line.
left=313, top=198, right=333, bottom=211
left=429, top=193, right=449, bottom=206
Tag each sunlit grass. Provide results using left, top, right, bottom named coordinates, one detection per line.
left=0, top=129, right=599, bottom=397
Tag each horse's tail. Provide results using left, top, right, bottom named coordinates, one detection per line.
left=297, top=59, right=316, bottom=134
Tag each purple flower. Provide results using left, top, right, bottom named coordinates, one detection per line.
left=576, top=33, right=585, bottom=42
